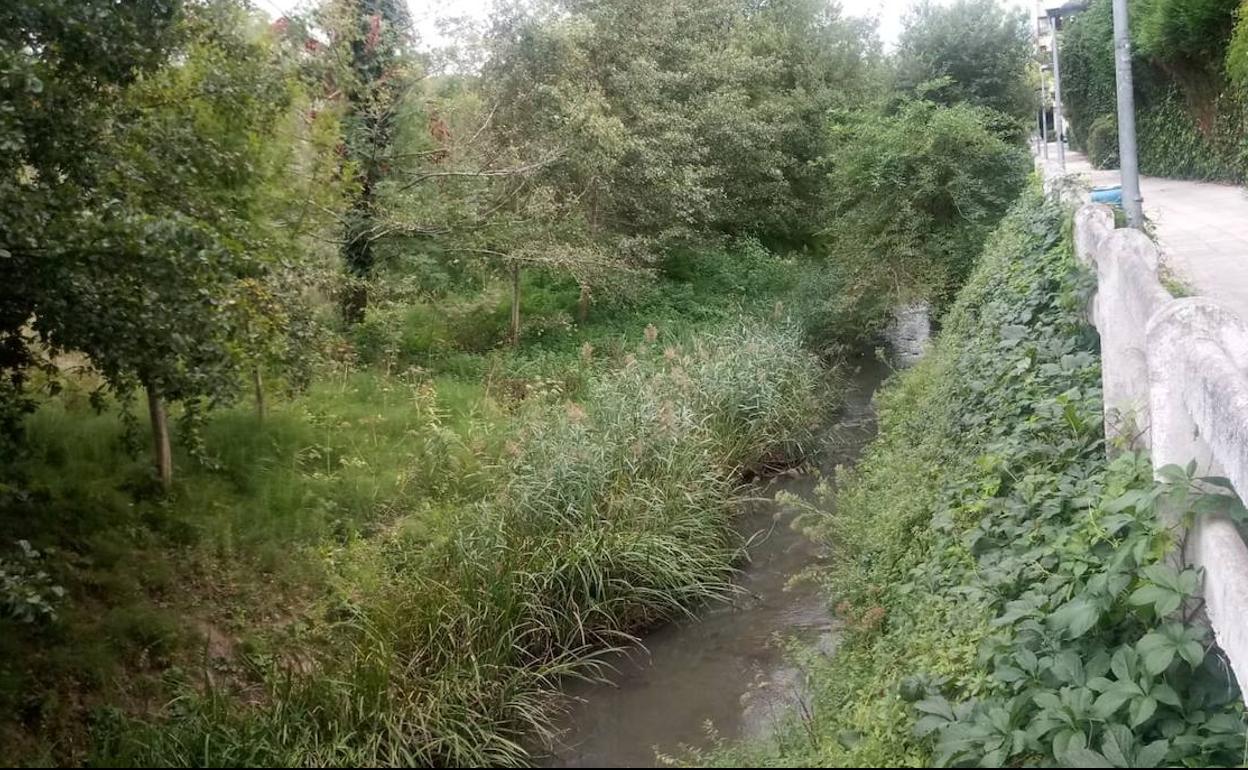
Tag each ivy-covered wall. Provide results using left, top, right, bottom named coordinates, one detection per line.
left=1060, top=0, right=1248, bottom=181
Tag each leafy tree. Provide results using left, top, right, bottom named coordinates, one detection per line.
left=1059, top=0, right=1118, bottom=150
left=484, top=0, right=880, bottom=247
left=1, top=1, right=300, bottom=485
left=0, top=0, right=185, bottom=464
left=324, top=0, right=415, bottom=324
left=895, top=0, right=1033, bottom=121
left=819, top=98, right=1032, bottom=305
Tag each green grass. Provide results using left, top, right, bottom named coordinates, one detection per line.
left=86, top=323, right=830, bottom=767
left=0, top=238, right=844, bottom=766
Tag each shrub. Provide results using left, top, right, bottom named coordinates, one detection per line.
left=1229, top=0, right=1248, bottom=86
left=1137, top=89, right=1237, bottom=180
left=821, top=99, right=1031, bottom=306
left=1087, top=114, right=1120, bottom=169
left=1136, top=0, right=1241, bottom=64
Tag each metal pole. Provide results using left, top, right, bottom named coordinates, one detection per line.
left=1040, top=65, right=1049, bottom=160
left=1112, top=0, right=1144, bottom=228
left=1049, top=12, right=1065, bottom=170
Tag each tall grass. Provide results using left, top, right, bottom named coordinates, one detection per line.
left=92, top=323, right=830, bottom=767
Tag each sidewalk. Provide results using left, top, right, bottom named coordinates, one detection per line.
left=1040, top=143, right=1248, bottom=312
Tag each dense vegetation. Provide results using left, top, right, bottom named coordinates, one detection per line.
left=0, top=0, right=1043, bottom=765
left=1060, top=0, right=1248, bottom=180
left=709, top=191, right=1247, bottom=766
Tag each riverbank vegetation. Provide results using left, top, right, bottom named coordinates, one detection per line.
left=1, top=0, right=1038, bottom=764
left=713, top=191, right=1247, bottom=767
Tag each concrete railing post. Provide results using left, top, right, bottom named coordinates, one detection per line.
left=1074, top=197, right=1248, bottom=698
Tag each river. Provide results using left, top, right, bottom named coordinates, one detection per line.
left=539, top=353, right=894, bottom=767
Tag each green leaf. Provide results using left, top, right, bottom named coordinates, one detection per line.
left=995, top=665, right=1025, bottom=683
left=1137, top=632, right=1176, bottom=675
left=1150, top=682, right=1181, bottom=707
left=1091, top=688, right=1134, bottom=719
left=913, top=714, right=948, bottom=737
left=1063, top=747, right=1114, bottom=767
left=1052, top=597, right=1101, bottom=638
left=915, top=696, right=954, bottom=721
left=1135, top=738, right=1169, bottom=768
left=1128, top=584, right=1181, bottom=617
left=1178, top=639, right=1205, bottom=668
left=1100, top=724, right=1133, bottom=767
left=1129, top=696, right=1157, bottom=727
left=1034, top=691, right=1063, bottom=712
left=1087, top=676, right=1114, bottom=692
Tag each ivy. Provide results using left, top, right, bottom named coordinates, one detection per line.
left=730, top=190, right=1248, bottom=768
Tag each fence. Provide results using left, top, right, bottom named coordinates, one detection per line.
left=1074, top=202, right=1248, bottom=690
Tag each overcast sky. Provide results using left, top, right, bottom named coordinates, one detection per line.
left=252, top=0, right=1032, bottom=52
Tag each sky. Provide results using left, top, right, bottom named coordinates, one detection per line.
left=252, top=0, right=1032, bottom=52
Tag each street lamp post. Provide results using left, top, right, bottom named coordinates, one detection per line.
left=1040, top=64, right=1049, bottom=160
left=1048, top=11, right=1066, bottom=170
left=1111, top=0, right=1144, bottom=227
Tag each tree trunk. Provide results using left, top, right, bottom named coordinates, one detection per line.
left=510, top=262, right=522, bottom=346
left=577, top=283, right=591, bottom=324
left=341, top=282, right=368, bottom=325
left=253, top=367, right=266, bottom=423
left=146, top=385, right=172, bottom=490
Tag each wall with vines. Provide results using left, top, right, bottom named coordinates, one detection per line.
left=1060, top=0, right=1248, bottom=181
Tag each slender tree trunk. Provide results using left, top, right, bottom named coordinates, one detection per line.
left=253, top=367, right=266, bottom=423
left=146, top=384, right=172, bottom=490
left=577, top=283, right=591, bottom=324
left=510, top=262, right=522, bottom=346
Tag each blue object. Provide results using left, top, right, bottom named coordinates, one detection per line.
left=1090, top=185, right=1123, bottom=206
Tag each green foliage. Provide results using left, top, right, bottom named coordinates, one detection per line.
left=0, top=540, right=64, bottom=624
left=1058, top=0, right=1118, bottom=151
left=715, top=191, right=1246, bottom=767
left=484, top=0, right=882, bottom=247
left=0, top=0, right=183, bottom=456
left=1, top=0, right=315, bottom=474
left=1137, top=89, right=1237, bottom=179
left=894, top=0, right=1033, bottom=120
left=1088, top=114, right=1120, bottom=169
left=1135, top=0, right=1241, bottom=64
left=90, top=323, right=829, bottom=767
left=1228, top=1, right=1248, bottom=85
left=820, top=98, right=1031, bottom=304
left=1061, top=0, right=1247, bottom=181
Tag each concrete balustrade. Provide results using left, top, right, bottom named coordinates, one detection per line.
left=1073, top=202, right=1248, bottom=692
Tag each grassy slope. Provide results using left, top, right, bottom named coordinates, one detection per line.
left=0, top=241, right=833, bottom=765
left=710, top=190, right=1246, bottom=767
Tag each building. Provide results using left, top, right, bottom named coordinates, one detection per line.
left=1033, top=1, right=1089, bottom=142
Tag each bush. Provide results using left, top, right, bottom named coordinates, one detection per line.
left=1229, top=0, right=1248, bottom=86
left=1137, top=89, right=1237, bottom=180
left=1135, top=0, right=1241, bottom=63
left=821, top=99, right=1031, bottom=306
left=1087, top=113, right=1120, bottom=169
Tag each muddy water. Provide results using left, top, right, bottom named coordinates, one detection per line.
left=540, top=356, right=892, bottom=768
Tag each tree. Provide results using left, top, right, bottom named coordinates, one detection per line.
left=484, top=0, right=880, bottom=248
left=324, top=0, right=414, bottom=324
left=819, top=98, right=1032, bottom=303
left=1, top=1, right=300, bottom=485
left=895, top=0, right=1033, bottom=121
left=0, top=0, right=185, bottom=465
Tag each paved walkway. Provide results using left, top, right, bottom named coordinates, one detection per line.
left=1040, top=143, right=1248, bottom=312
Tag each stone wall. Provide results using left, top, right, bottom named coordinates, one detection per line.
left=1074, top=202, right=1248, bottom=693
